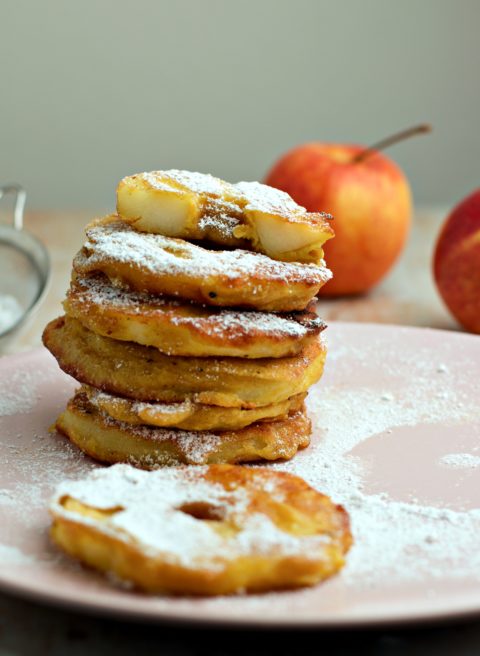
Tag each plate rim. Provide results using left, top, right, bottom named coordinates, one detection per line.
left=2, top=571, right=480, bottom=630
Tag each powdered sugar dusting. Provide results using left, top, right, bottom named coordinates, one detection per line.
left=141, top=170, right=227, bottom=196
left=70, top=273, right=326, bottom=341
left=169, top=307, right=320, bottom=341
left=199, top=200, right=242, bottom=240
left=272, top=325, right=480, bottom=588
left=75, top=220, right=330, bottom=285
left=88, top=387, right=193, bottom=418
left=92, top=404, right=223, bottom=465
left=50, top=465, right=330, bottom=570
left=440, top=453, right=480, bottom=469
left=236, top=181, right=303, bottom=218
left=0, top=544, right=35, bottom=564
left=0, top=369, right=38, bottom=416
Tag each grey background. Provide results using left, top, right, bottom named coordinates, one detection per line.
left=1, top=0, right=478, bottom=210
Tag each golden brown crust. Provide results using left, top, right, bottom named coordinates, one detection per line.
left=64, top=273, right=326, bottom=359
left=72, top=217, right=331, bottom=312
left=50, top=463, right=352, bottom=595
left=42, top=316, right=327, bottom=408
left=55, top=390, right=311, bottom=467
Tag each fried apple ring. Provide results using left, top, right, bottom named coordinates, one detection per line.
left=56, top=390, right=311, bottom=467
left=50, top=463, right=352, bottom=594
left=42, top=316, right=327, bottom=408
left=65, top=273, right=326, bottom=359
left=72, top=217, right=332, bottom=312
left=83, top=386, right=306, bottom=431
left=117, top=170, right=334, bottom=264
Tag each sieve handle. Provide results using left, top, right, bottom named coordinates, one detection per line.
left=0, top=184, right=27, bottom=230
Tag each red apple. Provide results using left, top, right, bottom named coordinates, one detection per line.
left=264, top=141, right=413, bottom=296
left=433, top=190, right=480, bottom=333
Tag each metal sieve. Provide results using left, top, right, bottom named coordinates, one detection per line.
left=0, top=185, right=50, bottom=351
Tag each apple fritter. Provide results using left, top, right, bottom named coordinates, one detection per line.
left=83, top=386, right=306, bottom=431
left=116, top=170, right=334, bottom=265
left=50, top=463, right=352, bottom=594
left=55, top=390, right=311, bottom=468
left=65, top=273, right=326, bottom=359
left=72, top=217, right=332, bottom=312
left=42, top=316, right=327, bottom=408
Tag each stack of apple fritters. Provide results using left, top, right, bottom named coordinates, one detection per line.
left=43, top=170, right=334, bottom=468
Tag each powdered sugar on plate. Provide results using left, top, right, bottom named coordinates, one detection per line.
left=0, top=369, right=38, bottom=416
left=272, top=324, right=480, bottom=589
left=0, top=544, right=35, bottom=564
left=439, top=453, right=480, bottom=469
left=1, top=323, right=480, bottom=624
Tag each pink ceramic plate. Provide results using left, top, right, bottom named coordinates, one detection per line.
left=0, top=322, right=479, bottom=628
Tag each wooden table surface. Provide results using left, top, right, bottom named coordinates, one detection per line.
left=3, top=207, right=458, bottom=355
left=2, top=208, right=479, bottom=656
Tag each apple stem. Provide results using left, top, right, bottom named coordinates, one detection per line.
left=352, top=123, right=432, bottom=163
